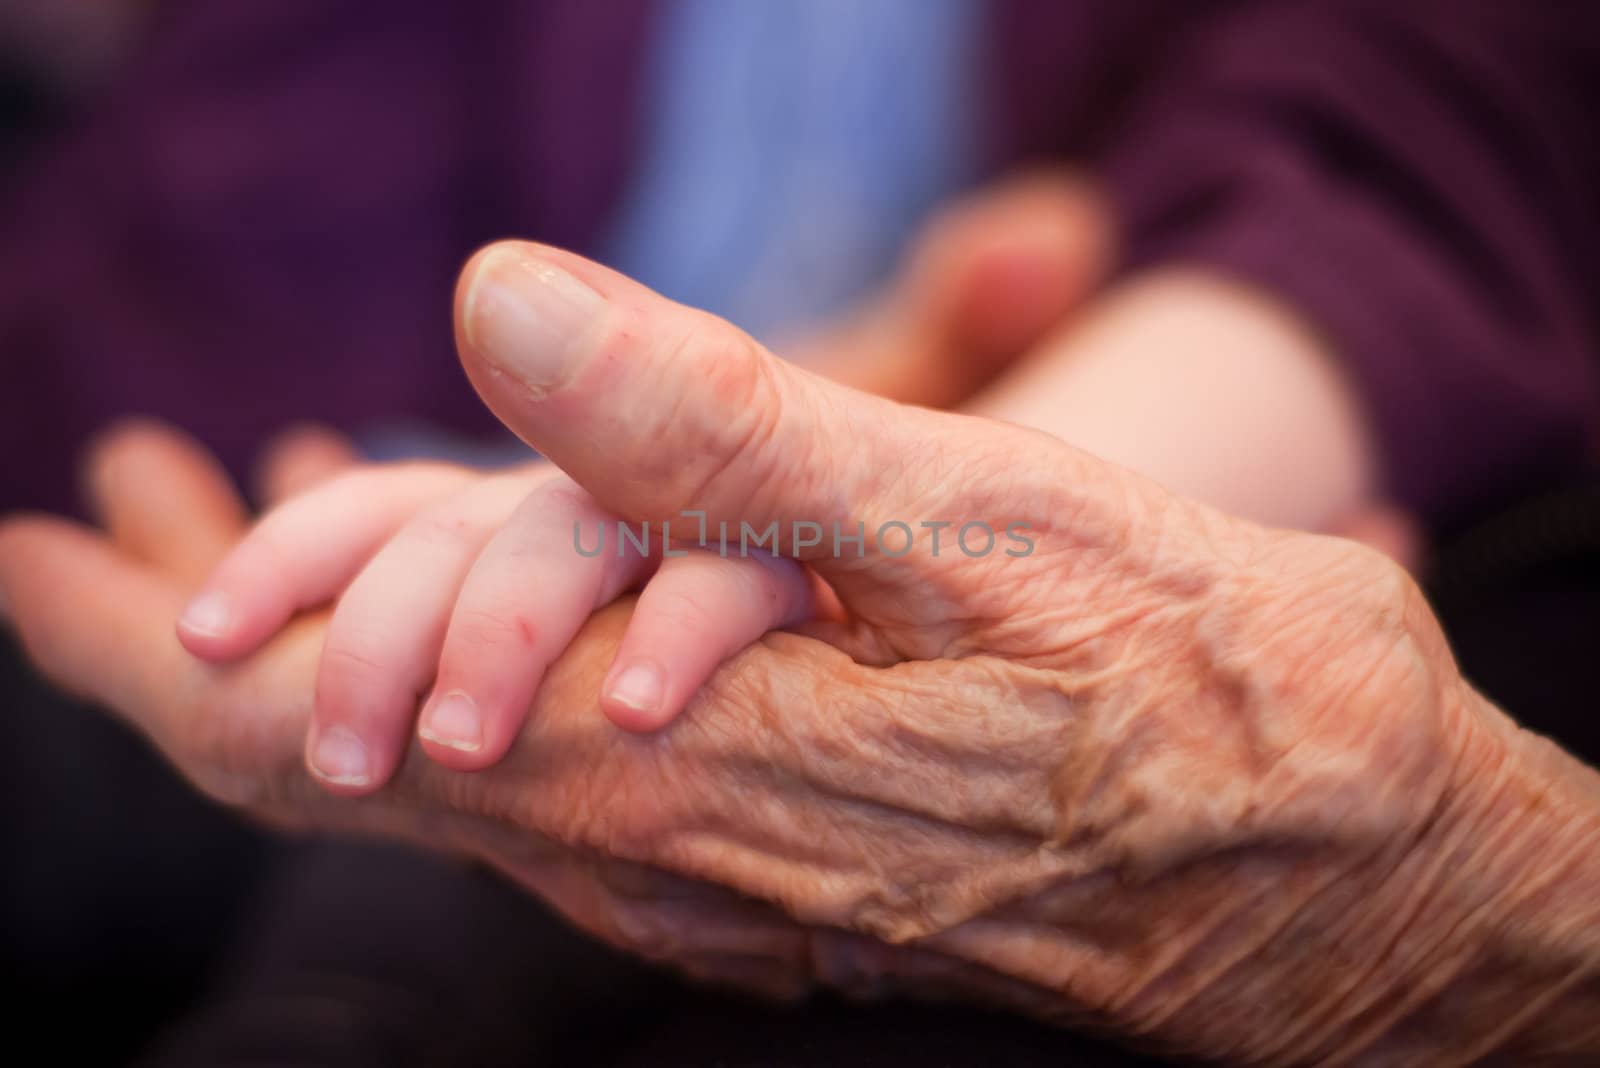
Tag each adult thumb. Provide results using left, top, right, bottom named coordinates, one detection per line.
left=455, top=242, right=1009, bottom=576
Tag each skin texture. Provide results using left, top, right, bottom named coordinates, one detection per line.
left=4, top=241, right=1599, bottom=1064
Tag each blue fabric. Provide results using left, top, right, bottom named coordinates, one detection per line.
left=369, top=0, right=979, bottom=462
left=604, top=0, right=981, bottom=340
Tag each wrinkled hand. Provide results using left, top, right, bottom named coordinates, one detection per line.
left=442, top=243, right=1512, bottom=1058
left=3, top=241, right=1595, bottom=1063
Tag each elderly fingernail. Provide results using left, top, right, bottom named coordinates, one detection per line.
left=309, top=726, right=372, bottom=787
left=605, top=662, right=665, bottom=717
left=419, top=691, right=483, bottom=753
left=178, top=590, right=232, bottom=638
left=462, top=247, right=604, bottom=393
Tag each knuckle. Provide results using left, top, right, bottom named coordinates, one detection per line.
left=590, top=301, right=811, bottom=523
left=523, top=473, right=594, bottom=519
left=318, top=637, right=390, bottom=688
left=700, top=556, right=792, bottom=626
left=656, top=314, right=791, bottom=499
left=399, top=485, right=505, bottom=553
left=702, top=382, right=796, bottom=515
left=406, top=506, right=480, bottom=550
left=449, top=602, right=537, bottom=656
left=171, top=684, right=275, bottom=808
left=1360, top=546, right=1426, bottom=624
left=607, top=900, right=682, bottom=960
left=645, top=584, right=723, bottom=639
left=321, top=620, right=389, bottom=670
left=1306, top=536, right=1424, bottom=647
left=740, top=552, right=801, bottom=599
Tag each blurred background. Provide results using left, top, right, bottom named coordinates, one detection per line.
left=0, top=0, right=1014, bottom=511
left=0, top=2, right=1596, bottom=1064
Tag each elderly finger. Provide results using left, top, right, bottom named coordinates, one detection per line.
left=255, top=423, right=362, bottom=505
left=85, top=420, right=250, bottom=586
left=0, top=515, right=194, bottom=734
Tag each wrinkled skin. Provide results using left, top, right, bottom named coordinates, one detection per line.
left=3, top=237, right=1598, bottom=1064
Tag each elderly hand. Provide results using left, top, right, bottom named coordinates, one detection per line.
left=3, top=242, right=1597, bottom=1064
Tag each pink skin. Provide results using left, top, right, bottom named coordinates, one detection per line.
left=600, top=548, right=811, bottom=731
left=174, top=462, right=477, bottom=660
left=177, top=464, right=813, bottom=795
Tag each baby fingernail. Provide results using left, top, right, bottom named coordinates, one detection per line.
left=420, top=691, right=483, bottom=752
left=606, top=662, right=664, bottom=716
left=179, top=590, right=232, bottom=637
left=309, top=726, right=372, bottom=787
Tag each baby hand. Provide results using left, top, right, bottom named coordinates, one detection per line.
left=176, top=462, right=812, bottom=794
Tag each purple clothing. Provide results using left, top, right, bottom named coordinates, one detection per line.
left=1084, top=1, right=1600, bottom=527
left=2, top=0, right=1596, bottom=527
left=0, top=0, right=654, bottom=513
